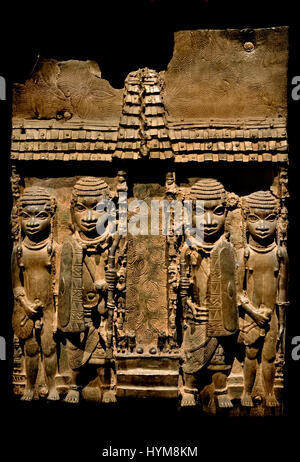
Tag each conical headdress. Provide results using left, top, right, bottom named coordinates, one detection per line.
left=190, top=178, right=226, bottom=201
left=72, top=177, right=109, bottom=199
left=20, top=186, right=52, bottom=206
left=245, top=190, right=279, bottom=210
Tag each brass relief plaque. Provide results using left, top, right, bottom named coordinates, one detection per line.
left=9, top=26, right=291, bottom=416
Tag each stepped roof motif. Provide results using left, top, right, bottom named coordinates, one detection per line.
left=10, top=28, right=289, bottom=164
left=11, top=115, right=288, bottom=163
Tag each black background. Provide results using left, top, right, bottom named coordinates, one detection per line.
left=0, top=0, right=299, bottom=458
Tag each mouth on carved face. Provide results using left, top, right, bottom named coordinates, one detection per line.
left=254, top=230, right=271, bottom=239
left=25, top=226, right=41, bottom=234
left=203, top=225, right=218, bottom=235
left=80, top=221, right=97, bottom=231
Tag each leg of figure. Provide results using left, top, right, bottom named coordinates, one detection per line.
left=65, top=370, right=81, bottom=403
left=212, top=370, right=233, bottom=408
left=41, top=322, right=59, bottom=401
left=181, top=372, right=198, bottom=407
left=241, top=345, right=260, bottom=407
left=98, top=365, right=117, bottom=403
left=262, top=327, right=279, bottom=407
left=64, top=336, right=81, bottom=404
left=209, top=338, right=235, bottom=408
left=22, top=335, right=40, bottom=401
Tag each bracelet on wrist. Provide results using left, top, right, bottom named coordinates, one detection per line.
left=276, top=301, right=290, bottom=307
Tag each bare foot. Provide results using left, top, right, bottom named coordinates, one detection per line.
left=265, top=393, right=279, bottom=407
left=102, top=390, right=117, bottom=403
left=181, top=392, right=196, bottom=407
left=47, top=388, right=60, bottom=401
left=64, top=389, right=80, bottom=404
left=21, top=389, right=34, bottom=401
left=241, top=392, right=254, bottom=407
left=217, top=393, right=233, bottom=408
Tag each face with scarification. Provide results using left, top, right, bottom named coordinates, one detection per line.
left=246, top=207, right=277, bottom=244
left=73, top=195, right=109, bottom=239
left=20, top=203, right=52, bottom=241
left=192, top=198, right=226, bottom=243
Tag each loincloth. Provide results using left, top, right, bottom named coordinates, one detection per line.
left=182, top=323, right=218, bottom=374
left=238, top=312, right=277, bottom=346
left=66, top=325, right=105, bottom=370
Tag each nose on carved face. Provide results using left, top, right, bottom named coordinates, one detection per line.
left=27, top=218, right=39, bottom=228
left=257, top=220, right=268, bottom=230
left=82, top=209, right=97, bottom=223
left=205, top=212, right=211, bottom=225
left=204, top=212, right=216, bottom=226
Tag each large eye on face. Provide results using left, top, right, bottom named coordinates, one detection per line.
left=20, top=212, right=30, bottom=219
left=36, top=211, right=50, bottom=220
left=213, top=206, right=225, bottom=216
left=247, top=214, right=259, bottom=223
left=266, top=214, right=277, bottom=222
left=74, top=203, right=86, bottom=212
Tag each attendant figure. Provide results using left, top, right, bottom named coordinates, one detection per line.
left=11, top=186, right=60, bottom=401
left=237, top=190, right=289, bottom=407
